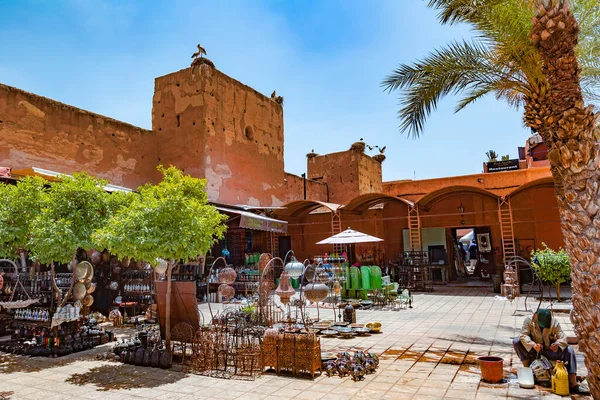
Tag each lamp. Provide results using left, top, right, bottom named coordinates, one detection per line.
left=284, top=256, right=304, bottom=279
left=304, top=282, right=329, bottom=303
left=275, top=271, right=295, bottom=305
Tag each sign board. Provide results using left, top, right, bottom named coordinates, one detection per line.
left=487, top=159, right=519, bottom=173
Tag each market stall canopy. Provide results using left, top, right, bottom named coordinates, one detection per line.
left=10, top=167, right=134, bottom=192
left=316, top=228, right=383, bottom=245
left=215, top=206, right=288, bottom=233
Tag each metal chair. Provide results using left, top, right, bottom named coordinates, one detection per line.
left=171, top=322, right=194, bottom=371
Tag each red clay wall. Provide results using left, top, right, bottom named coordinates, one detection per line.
left=283, top=172, right=328, bottom=203
left=307, top=149, right=382, bottom=204
left=152, top=66, right=286, bottom=206
left=0, top=84, right=157, bottom=189
left=510, top=184, right=563, bottom=255
left=383, top=167, right=553, bottom=202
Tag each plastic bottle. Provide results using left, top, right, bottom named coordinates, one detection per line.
left=552, top=360, right=569, bottom=396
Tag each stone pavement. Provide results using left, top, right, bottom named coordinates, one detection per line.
left=0, top=287, right=591, bottom=399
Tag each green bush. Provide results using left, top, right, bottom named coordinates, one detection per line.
left=531, top=243, right=571, bottom=301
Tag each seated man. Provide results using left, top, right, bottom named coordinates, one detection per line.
left=513, top=308, right=586, bottom=394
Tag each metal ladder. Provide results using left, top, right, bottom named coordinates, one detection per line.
left=331, top=212, right=343, bottom=254
left=408, top=204, right=422, bottom=251
left=498, top=197, right=516, bottom=263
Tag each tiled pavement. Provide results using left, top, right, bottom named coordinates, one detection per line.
left=0, top=287, right=591, bottom=399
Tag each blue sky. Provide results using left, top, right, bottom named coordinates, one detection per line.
left=0, top=0, right=531, bottom=181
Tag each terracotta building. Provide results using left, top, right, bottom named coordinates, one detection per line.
left=0, top=63, right=562, bottom=274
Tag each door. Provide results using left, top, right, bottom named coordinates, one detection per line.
left=278, top=236, right=291, bottom=259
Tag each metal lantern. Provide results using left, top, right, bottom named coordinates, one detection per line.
left=318, top=271, right=330, bottom=283
left=344, top=303, right=356, bottom=324
left=303, top=264, right=316, bottom=282
left=304, top=282, right=329, bottom=303
left=333, top=280, right=341, bottom=295
left=275, top=271, right=295, bottom=305
left=284, top=257, right=304, bottom=279
left=155, top=258, right=168, bottom=275
left=218, top=284, right=235, bottom=301
left=217, top=267, right=237, bottom=285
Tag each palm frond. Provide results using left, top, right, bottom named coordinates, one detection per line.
left=383, top=39, right=530, bottom=136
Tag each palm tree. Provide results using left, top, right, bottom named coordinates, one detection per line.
left=383, top=0, right=600, bottom=394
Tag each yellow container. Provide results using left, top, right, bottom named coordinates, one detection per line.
left=552, top=360, right=570, bottom=396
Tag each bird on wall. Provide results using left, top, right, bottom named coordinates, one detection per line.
left=271, top=90, right=277, bottom=99
left=191, top=44, right=206, bottom=59
left=374, top=145, right=386, bottom=154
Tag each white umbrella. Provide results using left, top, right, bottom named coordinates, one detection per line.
left=316, top=228, right=384, bottom=245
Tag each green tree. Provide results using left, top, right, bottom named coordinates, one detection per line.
left=383, top=0, right=600, bottom=393
left=94, top=166, right=227, bottom=347
left=28, top=173, right=121, bottom=304
left=531, top=243, right=571, bottom=301
left=0, top=177, right=46, bottom=267
left=486, top=150, right=498, bottom=162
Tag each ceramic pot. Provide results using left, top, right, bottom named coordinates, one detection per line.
left=159, top=350, right=172, bottom=369
left=143, top=348, right=152, bottom=366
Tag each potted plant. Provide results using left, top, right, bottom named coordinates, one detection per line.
left=531, top=244, right=571, bottom=302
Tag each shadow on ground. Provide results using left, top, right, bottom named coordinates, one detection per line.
left=380, top=347, right=479, bottom=373
left=0, top=345, right=108, bottom=374
left=66, top=363, right=186, bottom=391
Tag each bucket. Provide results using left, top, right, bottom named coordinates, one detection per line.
left=478, top=356, right=504, bottom=383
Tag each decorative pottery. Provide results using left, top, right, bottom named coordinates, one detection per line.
left=284, top=257, right=304, bottom=279
left=334, top=326, right=352, bottom=334
left=0, top=274, right=3, bottom=291
left=154, top=258, right=168, bottom=275
left=349, top=323, right=364, bottom=328
left=217, top=267, right=237, bottom=285
left=109, top=281, right=119, bottom=291
left=102, top=250, right=110, bottom=263
left=275, top=271, right=295, bottom=305
left=353, top=327, right=370, bottom=336
left=91, top=251, right=102, bottom=265
left=303, top=282, right=329, bottom=303
left=73, top=282, right=87, bottom=300
left=340, top=331, right=355, bottom=339
left=321, top=330, right=338, bottom=337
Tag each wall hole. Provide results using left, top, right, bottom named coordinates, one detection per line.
left=245, top=126, right=254, bottom=140
left=176, top=115, right=180, bottom=127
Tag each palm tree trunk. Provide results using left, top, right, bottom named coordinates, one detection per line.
left=531, top=0, right=600, bottom=395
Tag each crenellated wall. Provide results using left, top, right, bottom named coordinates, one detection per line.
left=0, top=83, right=157, bottom=189
left=152, top=66, right=286, bottom=206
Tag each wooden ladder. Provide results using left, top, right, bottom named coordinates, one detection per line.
left=408, top=204, right=422, bottom=251
left=498, top=197, right=516, bottom=263
left=331, top=212, right=343, bottom=254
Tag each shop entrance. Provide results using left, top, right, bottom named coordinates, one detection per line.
left=451, top=227, right=494, bottom=279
